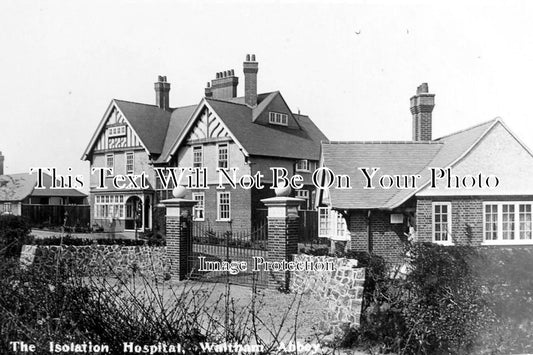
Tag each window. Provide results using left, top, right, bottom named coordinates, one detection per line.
left=296, top=159, right=309, bottom=172
left=502, top=204, right=515, bottom=240
left=319, top=207, right=330, bottom=236
left=318, top=207, right=348, bottom=240
left=106, top=154, right=114, bottom=176
left=108, top=125, right=126, bottom=137
left=268, top=112, right=288, bottom=126
left=519, top=204, right=532, bottom=240
left=296, top=189, right=309, bottom=210
left=193, top=146, right=203, bottom=168
left=217, top=143, right=229, bottom=169
left=484, top=204, right=498, bottom=241
left=3, top=203, right=12, bottom=214
left=125, top=152, right=134, bottom=174
left=484, top=202, right=533, bottom=244
left=192, top=192, right=205, bottom=221
left=94, top=195, right=124, bottom=219
left=432, top=202, right=452, bottom=244
left=217, top=192, right=231, bottom=221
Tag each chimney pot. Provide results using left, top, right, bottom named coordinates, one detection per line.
left=251, top=54, right=256, bottom=61
left=246, top=54, right=251, bottom=61
left=410, top=83, right=435, bottom=141
left=417, top=83, right=428, bottom=94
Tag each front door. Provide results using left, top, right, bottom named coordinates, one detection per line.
left=125, top=196, right=142, bottom=230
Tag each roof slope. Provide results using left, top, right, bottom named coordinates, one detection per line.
left=0, top=173, right=87, bottom=202
left=205, top=95, right=327, bottom=160
left=89, top=92, right=325, bottom=163
left=323, top=119, right=497, bottom=210
left=114, top=100, right=172, bottom=155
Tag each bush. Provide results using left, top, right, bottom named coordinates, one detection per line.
left=31, top=235, right=165, bottom=247
left=0, top=215, right=33, bottom=258
left=340, top=243, right=532, bottom=354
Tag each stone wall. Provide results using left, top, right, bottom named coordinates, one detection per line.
left=289, top=254, right=365, bottom=336
left=20, top=244, right=170, bottom=279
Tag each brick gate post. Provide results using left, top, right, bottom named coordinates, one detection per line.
left=160, top=187, right=197, bottom=280
left=261, top=189, right=302, bottom=290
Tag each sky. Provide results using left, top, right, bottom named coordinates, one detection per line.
left=1, top=0, right=532, bottom=193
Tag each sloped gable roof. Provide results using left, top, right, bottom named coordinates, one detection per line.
left=205, top=96, right=327, bottom=160
left=0, top=173, right=87, bottom=202
left=114, top=100, right=171, bottom=155
left=322, top=119, right=498, bottom=210
left=158, top=92, right=327, bottom=162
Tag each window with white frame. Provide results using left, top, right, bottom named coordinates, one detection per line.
left=268, top=112, right=288, bottom=126
left=217, top=143, right=229, bottom=169
left=108, top=125, right=126, bottom=137
left=193, top=146, right=203, bottom=168
left=432, top=202, right=452, bottom=244
left=217, top=192, right=231, bottom=221
left=192, top=192, right=205, bottom=221
left=319, top=207, right=330, bottom=236
left=318, top=207, right=348, bottom=240
left=296, top=159, right=309, bottom=172
left=94, top=195, right=124, bottom=219
left=125, top=152, right=134, bottom=174
left=3, top=203, right=12, bottom=214
left=106, top=154, right=114, bottom=176
left=483, top=202, right=533, bottom=244
left=296, top=189, right=309, bottom=210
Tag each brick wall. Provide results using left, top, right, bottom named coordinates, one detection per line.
left=184, top=186, right=251, bottom=233
left=416, top=197, right=484, bottom=245
left=348, top=210, right=408, bottom=263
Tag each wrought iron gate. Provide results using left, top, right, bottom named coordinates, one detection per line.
left=187, top=220, right=270, bottom=288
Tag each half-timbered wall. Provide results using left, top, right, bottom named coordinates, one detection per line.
left=93, top=107, right=143, bottom=152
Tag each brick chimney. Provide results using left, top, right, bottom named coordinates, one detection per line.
left=410, top=83, right=435, bottom=141
left=206, top=70, right=238, bottom=99
left=0, top=151, right=4, bottom=175
left=204, top=82, right=213, bottom=98
left=154, top=76, right=171, bottom=110
left=243, top=54, right=258, bottom=107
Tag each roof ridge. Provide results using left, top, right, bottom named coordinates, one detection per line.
left=206, top=97, right=250, bottom=107
left=434, top=118, right=499, bottom=141
left=323, top=140, right=443, bottom=145
left=115, top=98, right=198, bottom=111
left=114, top=98, right=158, bottom=107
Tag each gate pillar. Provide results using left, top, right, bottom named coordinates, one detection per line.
left=160, top=188, right=197, bottom=280
left=261, top=190, right=302, bottom=290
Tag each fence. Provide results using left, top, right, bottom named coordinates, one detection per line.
left=21, top=204, right=91, bottom=230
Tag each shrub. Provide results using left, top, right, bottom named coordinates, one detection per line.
left=0, top=215, right=33, bottom=258
left=31, top=236, right=165, bottom=247
left=340, top=243, right=504, bottom=354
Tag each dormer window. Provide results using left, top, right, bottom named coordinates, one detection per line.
left=108, top=125, right=126, bottom=137
left=296, top=159, right=309, bottom=172
left=269, top=112, right=288, bottom=126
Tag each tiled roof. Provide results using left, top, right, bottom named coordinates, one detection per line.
left=157, top=104, right=198, bottom=161
left=322, top=119, right=498, bottom=210
left=206, top=95, right=327, bottom=160
left=0, top=173, right=87, bottom=202
left=107, top=92, right=326, bottom=163
left=114, top=100, right=172, bottom=155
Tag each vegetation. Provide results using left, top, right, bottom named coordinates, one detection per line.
left=339, top=243, right=533, bottom=354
